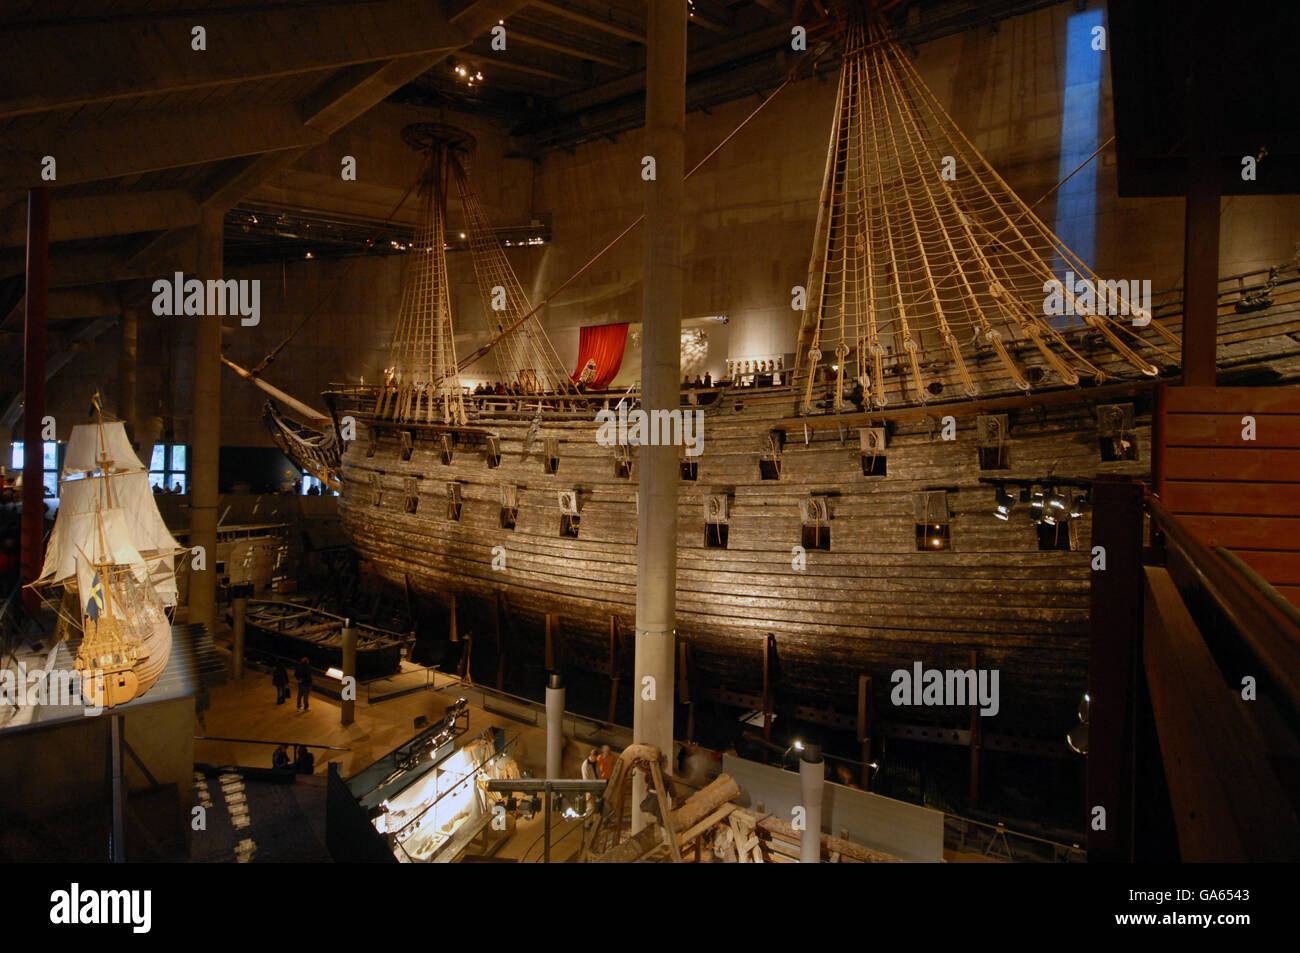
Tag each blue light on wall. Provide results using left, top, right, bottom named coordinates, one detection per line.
left=1053, top=8, right=1104, bottom=325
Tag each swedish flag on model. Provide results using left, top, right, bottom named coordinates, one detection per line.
left=85, top=571, right=105, bottom=622
left=88, top=391, right=102, bottom=419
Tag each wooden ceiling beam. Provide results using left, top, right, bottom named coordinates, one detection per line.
left=120, top=0, right=534, bottom=275
left=0, top=105, right=328, bottom=192
left=458, top=51, right=581, bottom=83
left=529, top=0, right=645, bottom=44
left=509, top=29, right=624, bottom=67
left=0, top=190, right=199, bottom=249
left=0, top=0, right=467, bottom=120
left=687, top=4, right=730, bottom=34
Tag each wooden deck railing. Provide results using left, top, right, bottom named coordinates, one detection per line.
left=1088, top=478, right=1300, bottom=861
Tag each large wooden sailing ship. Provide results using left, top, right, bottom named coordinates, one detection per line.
left=258, top=10, right=1300, bottom=737
left=31, top=405, right=183, bottom=708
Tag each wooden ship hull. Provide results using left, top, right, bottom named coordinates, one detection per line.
left=326, top=268, right=1300, bottom=736
left=259, top=17, right=1300, bottom=742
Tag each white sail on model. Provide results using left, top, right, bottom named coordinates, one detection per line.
left=40, top=420, right=182, bottom=606
left=31, top=416, right=181, bottom=706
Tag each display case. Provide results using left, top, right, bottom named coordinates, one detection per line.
left=340, top=707, right=521, bottom=863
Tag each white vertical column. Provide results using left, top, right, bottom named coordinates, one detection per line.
left=800, top=744, right=824, bottom=863
left=545, top=672, right=564, bottom=780
left=632, top=0, right=686, bottom=833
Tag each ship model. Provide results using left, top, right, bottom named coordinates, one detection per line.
left=31, top=401, right=183, bottom=708
left=249, top=10, right=1300, bottom=738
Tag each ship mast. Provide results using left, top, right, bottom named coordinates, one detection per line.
left=795, top=8, right=1180, bottom=414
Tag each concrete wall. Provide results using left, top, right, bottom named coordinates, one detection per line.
left=722, top=753, right=945, bottom=862
left=0, top=696, right=194, bottom=861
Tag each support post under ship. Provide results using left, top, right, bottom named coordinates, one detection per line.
left=247, top=10, right=1300, bottom=742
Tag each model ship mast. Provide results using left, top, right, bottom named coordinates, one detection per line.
left=30, top=397, right=184, bottom=707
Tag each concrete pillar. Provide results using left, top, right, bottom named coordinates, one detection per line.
left=545, top=672, right=564, bottom=780
left=136, top=415, right=164, bottom=484
left=118, top=306, right=138, bottom=444
left=188, top=208, right=223, bottom=632
left=230, top=586, right=249, bottom=680
left=631, top=0, right=686, bottom=834
left=341, top=617, right=357, bottom=726
left=799, top=744, right=824, bottom=863
left=20, top=188, right=49, bottom=616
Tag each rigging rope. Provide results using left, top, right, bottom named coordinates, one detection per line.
left=797, top=11, right=1180, bottom=413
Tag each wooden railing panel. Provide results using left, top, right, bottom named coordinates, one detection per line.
left=1142, top=566, right=1300, bottom=861
left=1162, top=481, right=1300, bottom=516
left=1234, top=551, right=1300, bottom=586
left=1163, top=447, right=1300, bottom=482
left=1161, top=385, right=1300, bottom=604
left=1178, top=515, right=1300, bottom=550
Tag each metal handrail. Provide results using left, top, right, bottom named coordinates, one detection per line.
left=194, top=735, right=350, bottom=751
left=1146, top=493, right=1300, bottom=713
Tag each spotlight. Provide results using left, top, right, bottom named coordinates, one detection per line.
left=994, top=486, right=1015, bottom=520
left=1069, top=489, right=1088, bottom=519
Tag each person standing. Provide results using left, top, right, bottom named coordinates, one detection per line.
left=272, top=662, right=290, bottom=705
left=597, top=744, right=617, bottom=780
left=295, top=657, right=313, bottom=711
left=581, top=748, right=602, bottom=816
